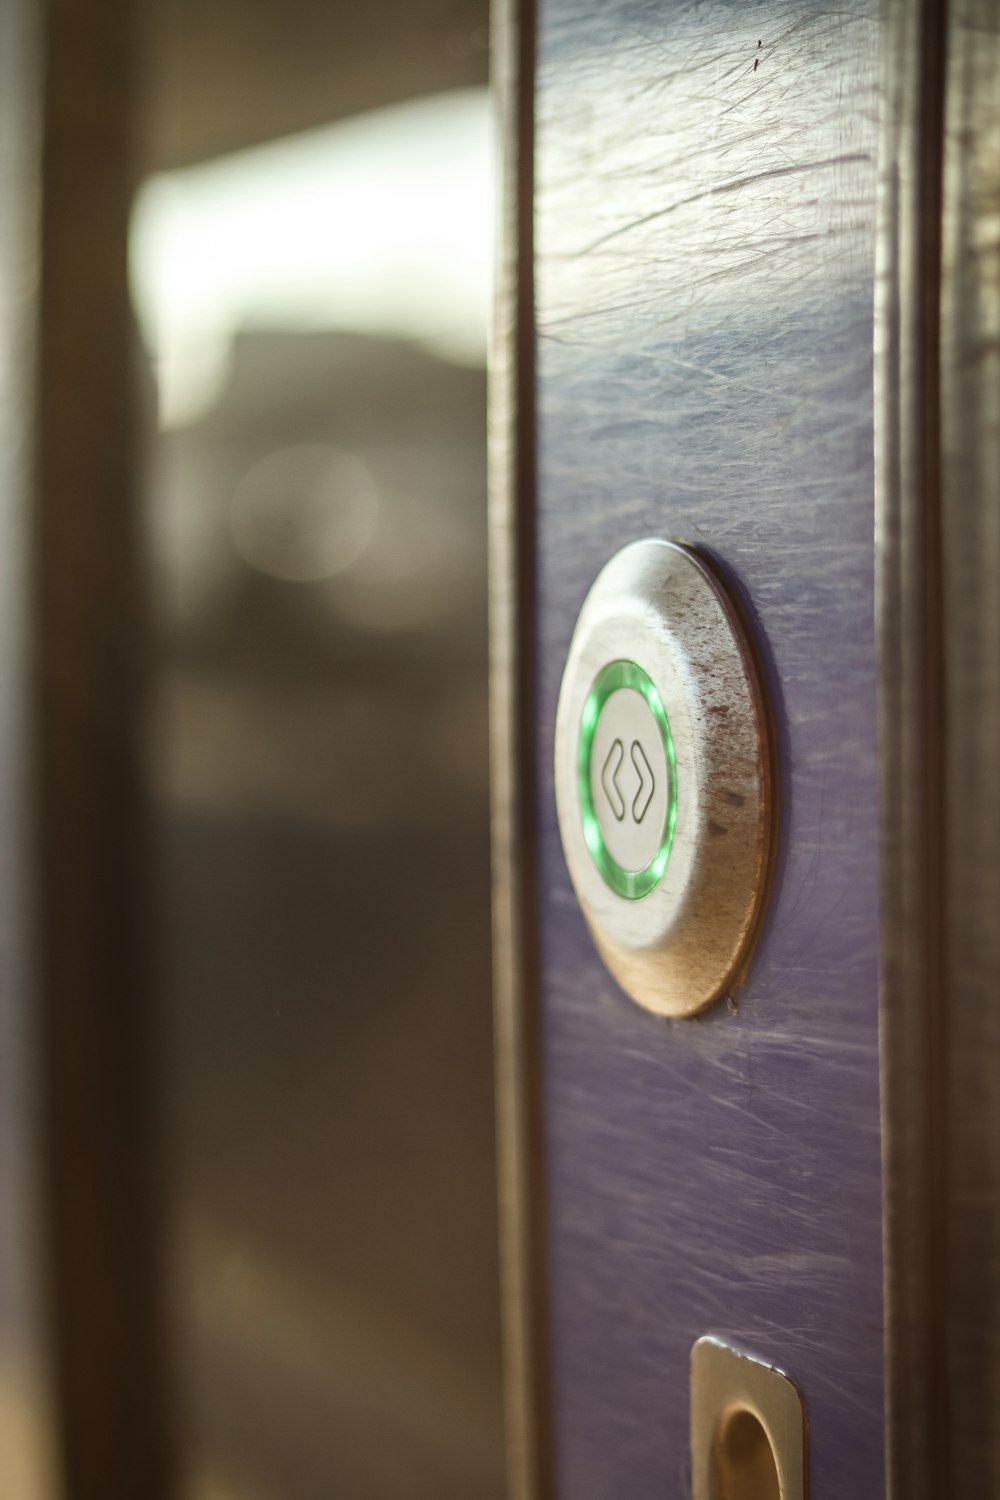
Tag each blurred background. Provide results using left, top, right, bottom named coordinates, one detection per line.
left=132, top=3, right=500, bottom=1497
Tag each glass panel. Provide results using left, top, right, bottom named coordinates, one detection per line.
left=133, top=15, right=500, bottom=1495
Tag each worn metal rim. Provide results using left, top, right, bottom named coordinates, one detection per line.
left=554, top=538, right=775, bottom=1017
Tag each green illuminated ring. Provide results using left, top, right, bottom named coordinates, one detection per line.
left=577, top=659, right=677, bottom=900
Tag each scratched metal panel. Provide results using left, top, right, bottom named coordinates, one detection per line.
left=534, top=2, right=883, bottom=1495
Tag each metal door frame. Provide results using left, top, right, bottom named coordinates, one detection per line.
left=489, top=0, right=1000, bottom=1493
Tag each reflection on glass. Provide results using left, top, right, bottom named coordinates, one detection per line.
left=229, top=445, right=379, bottom=583
left=131, top=89, right=491, bottom=429
left=133, top=84, right=501, bottom=1500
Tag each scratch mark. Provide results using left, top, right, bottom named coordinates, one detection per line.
left=576, top=154, right=870, bottom=257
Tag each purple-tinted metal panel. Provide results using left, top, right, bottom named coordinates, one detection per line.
left=534, top=1, right=883, bottom=1494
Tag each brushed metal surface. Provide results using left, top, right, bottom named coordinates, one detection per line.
left=875, top=1, right=948, bottom=1494
left=535, top=1, right=883, bottom=1494
left=940, top=0, right=1000, bottom=1485
left=553, top=540, right=774, bottom=1017
left=489, top=0, right=550, bottom=1496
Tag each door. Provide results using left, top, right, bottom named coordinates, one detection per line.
left=491, top=0, right=1000, bottom=1495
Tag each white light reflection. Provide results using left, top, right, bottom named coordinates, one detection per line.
left=130, top=88, right=492, bottom=429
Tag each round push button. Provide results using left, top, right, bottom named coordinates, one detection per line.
left=554, top=539, right=775, bottom=1017
left=578, top=661, right=676, bottom=898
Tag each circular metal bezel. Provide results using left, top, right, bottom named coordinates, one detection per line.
left=554, top=539, right=775, bottom=1017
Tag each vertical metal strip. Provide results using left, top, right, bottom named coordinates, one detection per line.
left=0, top=0, right=56, bottom=1492
left=876, top=0, right=949, bottom=1495
left=940, top=0, right=1000, bottom=1487
left=489, top=0, right=549, bottom=1496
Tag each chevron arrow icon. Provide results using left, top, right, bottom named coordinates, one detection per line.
left=631, top=740, right=654, bottom=823
left=601, top=739, right=626, bottom=821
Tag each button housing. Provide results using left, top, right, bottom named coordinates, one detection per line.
left=554, top=539, right=775, bottom=1017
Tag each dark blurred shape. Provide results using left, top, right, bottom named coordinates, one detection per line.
left=145, top=319, right=500, bottom=1495
left=139, top=0, right=489, bottom=169
left=2, top=0, right=176, bottom=1496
